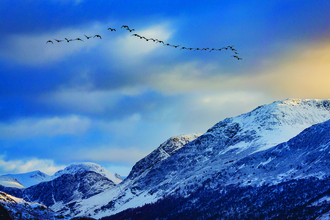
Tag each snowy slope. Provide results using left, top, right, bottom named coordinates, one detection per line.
left=74, top=98, right=330, bottom=219
left=23, top=170, right=116, bottom=217
left=54, top=162, right=123, bottom=185
left=0, top=176, right=25, bottom=189
left=0, top=191, right=65, bottom=220
left=0, top=170, right=52, bottom=188
left=127, top=133, right=202, bottom=180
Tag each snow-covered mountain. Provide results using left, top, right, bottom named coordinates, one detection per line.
left=72, top=98, right=330, bottom=219
left=54, top=162, right=123, bottom=185
left=127, top=133, right=202, bottom=180
left=23, top=170, right=116, bottom=216
left=0, top=162, right=123, bottom=189
left=0, top=191, right=64, bottom=220
left=0, top=176, right=25, bottom=189
left=0, top=163, right=123, bottom=217
left=103, top=117, right=330, bottom=220
left=0, top=170, right=52, bottom=188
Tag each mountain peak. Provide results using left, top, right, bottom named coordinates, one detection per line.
left=54, top=162, right=123, bottom=184
left=127, top=133, right=202, bottom=180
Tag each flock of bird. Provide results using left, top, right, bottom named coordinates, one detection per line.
left=46, top=25, right=242, bottom=60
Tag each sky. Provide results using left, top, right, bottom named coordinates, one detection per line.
left=0, top=0, right=330, bottom=177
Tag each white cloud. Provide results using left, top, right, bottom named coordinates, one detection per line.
left=0, top=156, right=65, bottom=176
left=0, top=115, right=91, bottom=139
left=39, top=88, right=123, bottom=114
left=147, top=61, right=229, bottom=94
left=69, top=146, right=150, bottom=164
left=0, top=22, right=107, bottom=65
left=96, top=113, right=142, bottom=137
left=100, top=23, right=175, bottom=65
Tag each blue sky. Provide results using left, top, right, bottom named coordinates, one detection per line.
left=0, top=0, right=330, bottom=176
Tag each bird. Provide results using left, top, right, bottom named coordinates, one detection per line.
left=131, top=34, right=139, bottom=37
left=231, top=55, right=242, bottom=60
left=172, top=45, right=180, bottom=48
left=108, top=28, right=116, bottom=31
left=46, top=40, right=53, bottom=44
left=53, top=39, right=63, bottom=43
left=157, top=40, right=164, bottom=44
left=216, top=49, right=222, bottom=51
left=194, top=48, right=201, bottom=51
left=180, top=47, right=187, bottom=50
left=121, top=25, right=129, bottom=29
left=234, top=52, right=239, bottom=54
left=201, top=48, right=209, bottom=51
left=74, top=38, right=84, bottom=42
left=209, top=48, right=216, bottom=52
left=94, top=35, right=102, bottom=39
left=187, top=48, right=194, bottom=51
left=64, top=38, right=73, bottom=42
left=221, top=47, right=228, bottom=50
left=228, top=45, right=235, bottom=49
left=127, top=28, right=135, bottom=32
left=164, top=43, right=172, bottom=46
left=84, top=35, right=92, bottom=39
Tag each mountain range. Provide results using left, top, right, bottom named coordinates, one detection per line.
left=2, top=98, right=330, bottom=219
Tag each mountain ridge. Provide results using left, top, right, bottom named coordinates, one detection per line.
left=76, top=98, right=330, bottom=219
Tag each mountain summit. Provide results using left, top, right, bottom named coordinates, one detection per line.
left=54, top=162, right=123, bottom=185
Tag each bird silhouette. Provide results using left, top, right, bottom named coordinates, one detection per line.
left=94, top=35, right=102, bottom=39
left=64, top=38, right=73, bottom=42
left=46, top=40, right=53, bottom=44
left=209, top=48, right=216, bottom=52
left=84, top=35, right=92, bottom=39
left=74, top=38, right=84, bottom=42
left=180, top=47, right=187, bottom=50
left=53, top=39, right=63, bottom=43
left=121, top=25, right=129, bottom=29
left=231, top=55, right=242, bottom=60
left=157, top=40, right=164, bottom=44
left=194, top=48, right=201, bottom=51
left=108, top=28, right=116, bottom=31
left=127, top=28, right=135, bottom=32
left=131, top=34, right=139, bottom=37
left=201, top=48, right=209, bottom=51
left=164, top=43, right=172, bottom=46
left=172, top=45, right=180, bottom=48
